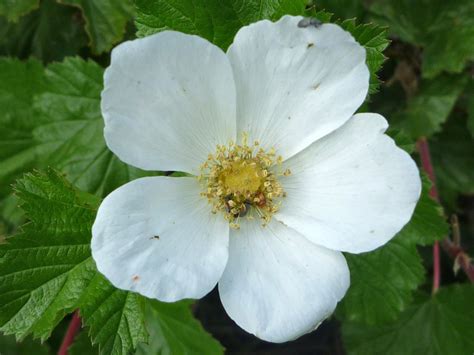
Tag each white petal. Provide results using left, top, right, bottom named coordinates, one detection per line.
left=102, top=31, right=237, bottom=173
left=227, top=15, right=369, bottom=159
left=91, top=177, right=229, bottom=302
left=277, top=113, right=421, bottom=253
left=218, top=219, right=349, bottom=343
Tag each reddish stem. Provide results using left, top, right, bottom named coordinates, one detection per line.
left=442, top=239, right=474, bottom=282
left=416, top=138, right=474, bottom=286
left=416, top=138, right=441, bottom=293
left=58, top=312, right=81, bottom=355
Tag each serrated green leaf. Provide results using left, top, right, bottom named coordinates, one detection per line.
left=371, top=0, right=474, bottom=78
left=135, top=0, right=307, bottom=50
left=58, top=0, right=134, bottom=53
left=342, top=284, right=474, bottom=355
left=0, top=170, right=99, bottom=340
left=0, top=0, right=39, bottom=22
left=137, top=300, right=224, bottom=355
left=0, top=57, right=154, bottom=206
left=77, top=275, right=147, bottom=355
left=69, top=330, right=98, bottom=355
left=0, top=169, right=148, bottom=355
left=340, top=19, right=389, bottom=94
left=0, top=0, right=88, bottom=63
left=392, top=74, right=467, bottom=139
left=338, top=236, right=425, bottom=325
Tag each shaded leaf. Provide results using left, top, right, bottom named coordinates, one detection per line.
left=0, top=0, right=87, bottom=63
left=342, top=284, right=474, bottom=355
left=137, top=300, right=224, bottom=355
left=0, top=0, right=39, bottom=22
left=400, top=175, right=448, bottom=246
left=431, top=114, right=474, bottom=209
left=68, top=330, right=98, bottom=355
left=391, top=74, right=466, bottom=139
left=58, top=0, right=134, bottom=53
left=0, top=333, right=51, bottom=355
left=371, top=0, right=474, bottom=78
left=339, top=236, right=424, bottom=325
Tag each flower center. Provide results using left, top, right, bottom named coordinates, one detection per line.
left=220, top=160, right=264, bottom=195
left=199, top=134, right=290, bottom=229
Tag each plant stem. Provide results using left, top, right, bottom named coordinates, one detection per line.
left=416, top=137, right=474, bottom=287
left=58, top=312, right=81, bottom=355
left=416, top=137, right=441, bottom=293
left=442, top=238, right=474, bottom=282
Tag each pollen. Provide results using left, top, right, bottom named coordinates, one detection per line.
left=199, top=133, right=290, bottom=229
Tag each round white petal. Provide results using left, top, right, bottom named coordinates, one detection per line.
left=91, top=177, right=229, bottom=302
left=277, top=113, right=421, bottom=253
left=102, top=31, right=237, bottom=174
left=227, top=15, right=369, bottom=159
left=218, top=219, right=349, bottom=343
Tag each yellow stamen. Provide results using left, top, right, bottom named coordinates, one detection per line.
left=198, top=133, right=289, bottom=228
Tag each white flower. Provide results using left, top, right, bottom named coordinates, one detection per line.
left=92, top=16, right=421, bottom=343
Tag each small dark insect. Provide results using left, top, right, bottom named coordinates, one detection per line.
left=297, top=18, right=322, bottom=29
left=224, top=195, right=233, bottom=213
left=236, top=201, right=253, bottom=218
left=132, top=275, right=140, bottom=282
left=150, top=235, right=160, bottom=240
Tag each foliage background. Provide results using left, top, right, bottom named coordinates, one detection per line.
left=0, top=0, right=473, bottom=354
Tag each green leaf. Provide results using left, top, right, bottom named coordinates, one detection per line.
left=77, top=275, right=147, bottom=355
left=0, top=0, right=88, bottom=63
left=0, top=169, right=148, bottom=354
left=431, top=114, right=474, bottom=209
left=340, top=19, right=389, bottom=94
left=338, top=236, right=424, bottom=325
left=32, top=57, right=148, bottom=196
left=137, top=300, right=224, bottom=355
left=466, top=83, right=474, bottom=138
left=135, top=0, right=307, bottom=50
left=371, top=0, right=474, bottom=78
left=0, top=0, right=39, bottom=22
left=0, top=170, right=99, bottom=340
left=342, top=284, right=474, bottom=355
left=400, top=175, right=448, bottom=246
left=0, top=58, right=44, bottom=231
left=58, top=0, right=134, bottom=53
left=391, top=74, right=467, bottom=139
left=69, top=330, right=98, bottom=355
left=387, top=128, right=415, bottom=153
left=0, top=57, right=154, bottom=205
